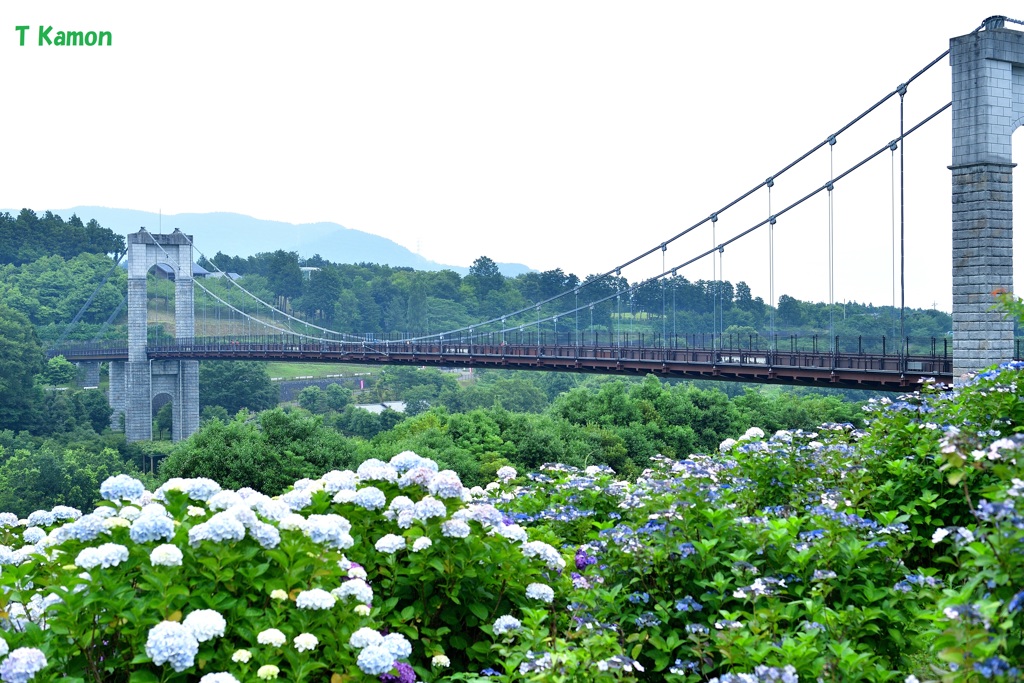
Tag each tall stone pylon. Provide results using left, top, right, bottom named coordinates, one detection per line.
left=109, top=228, right=200, bottom=442
left=950, top=17, right=1024, bottom=377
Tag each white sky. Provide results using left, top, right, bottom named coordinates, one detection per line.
left=2, top=1, right=1020, bottom=312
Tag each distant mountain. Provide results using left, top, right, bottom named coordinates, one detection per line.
left=14, top=207, right=533, bottom=277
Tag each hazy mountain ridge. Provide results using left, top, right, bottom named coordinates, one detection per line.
left=11, top=207, right=533, bottom=277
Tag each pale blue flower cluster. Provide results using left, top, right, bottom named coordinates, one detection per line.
left=356, top=459, right=399, bottom=483
left=25, top=511, right=53, bottom=528
left=412, top=496, right=447, bottom=522
left=188, top=511, right=246, bottom=547
left=100, top=474, right=146, bottom=501
left=390, top=450, right=437, bottom=473
left=382, top=633, right=412, bottom=659
left=182, top=609, right=226, bottom=643
left=353, top=487, right=387, bottom=511
left=322, top=469, right=359, bottom=492
left=0, top=647, right=47, bottom=683
left=375, top=534, right=406, bottom=554
left=199, top=674, right=240, bottom=683
left=302, top=514, right=354, bottom=549
left=206, top=491, right=244, bottom=511
left=280, top=488, right=313, bottom=511
left=158, top=478, right=222, bottom=502
left=357, top=644, right=395, bottom=676
left=525, top=583, right=554, bottom=603
left=457, top=504, right=504, bottom=528
left=49, top=505, right=81, bottom=521
left=333, top=578, right=373, bottom=604
left=399, top=466, right=437, bottom=489
left=20, top=529, right=44, bottom=545
left=708, top=665, right=798, bottom=683
left=130, top=509, right=175, bottom=544
left=145, top=621, right=199, bottom=672
left=428, top=470, right=465, bottom=499
left=75, top=543, right=129, bottom=569
left=521, top=540, right=566, bottom=570
left=349, top=627, right=384, bottom=649
left=149, top=544, right=183, bottom=567
left=0, top=513, right=18, bottom=528
left=496, top=466, right=517, bottom=482
left=441, top=520, right=471, bottom=538
left=56, top=513, right=106, bottom=543
left=492, top=615, right=522, bottom=635
left=295, top=588, right=337, bottom=610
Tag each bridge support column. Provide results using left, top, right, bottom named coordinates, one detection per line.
left=125, top=361, right=153, bottom=442
left=77, top=361, right=100, bottom=389
left=108, top=360, right=125, bottom=431
left=124, top=229, right=200, bottom=443
left=950, top=19, right=1024, bottom=377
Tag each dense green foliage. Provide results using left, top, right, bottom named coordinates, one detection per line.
left=164, top=374, right=862, bottom=494
left=0, top=209, right=124, bottom=266
left=199, top=361, right=280, bottom=416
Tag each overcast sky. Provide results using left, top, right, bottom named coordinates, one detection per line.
left=2, top=1, right=1020, bottom=312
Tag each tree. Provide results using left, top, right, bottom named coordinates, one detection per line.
left=154, top=403, right=173, bottom=440
left=43, top=355, right=78, bottom=386
left=778, top=294, right=803, bottom=326
left=199, top=361, right=279, bottom=416
left=0, top=304, right=44, bottom=431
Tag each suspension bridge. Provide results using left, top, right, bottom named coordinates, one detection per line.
left=50, top=17, right=1024, bottom=441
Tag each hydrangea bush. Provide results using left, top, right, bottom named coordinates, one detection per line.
left=0, top=453, right=629, bottom=682
left=2, top=360, right=1024, bottom=681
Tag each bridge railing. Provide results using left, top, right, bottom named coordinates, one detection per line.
left=48, top=333, right=955, bottom=376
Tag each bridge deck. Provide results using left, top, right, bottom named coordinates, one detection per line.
left=53, top=340, right=953, bottom=392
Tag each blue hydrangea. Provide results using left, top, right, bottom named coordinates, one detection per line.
left=57, top=513, right=106, bottom=543
left=428, top=470, right=464, bottom=499
left=158, top=478, right=221, bottom=502
left=492, top=615, right=521, bottom=635
left=302, top=514, right=354, bottom=549
left=412, top=496, right=447, bottom=522
left=521, top=541, right=566, bottom=570
left=188, top=512, right=246, bottom=547
left=0, top=513, right=18, bottom=528
left=375, top=534, right=406, bottom=554
left=295, top=588, right=337, bottom=610
left=75, top=543, right=129, bottom=569
left=356, top=459, right=399, bottom=483
left=248, top=521, right=281, bottom=549
left=21, top=528, right=45, bottom=545
left=349, top=627, right=384, bottom=649
left=356, top=643, right=395, bottom=676
left=382, top=633, right=412, bottom=659
left=182, top=609, right=226, bottom=643
left=145, top=621, right=199, bottom=672
left=130, top=513, right=176, bottom=544
left=280, top=488, right=313, bottom=511
left=353, top=487, right=387, bottom=511
left=333, top=578, right=373, bottom=604
left=100, top=474, right=146, bottom=501
left=0, top=647, right=47, bottom=683
left=322, top=469, right=359, bottom=492
left=390, top=451, right=437, bottom=473
left=441, top=520, right=471, bottom=538
left=525, top=583, right=554, bottom=603
left=206, top=491, right=244, bottom=511
left=25, top=511, right=54, bottom=528
left=199, top=674, right=240, bottom=683
left=49, top=505, right=81, bottom=521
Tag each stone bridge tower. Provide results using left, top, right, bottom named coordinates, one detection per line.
left=108, top=229, right=200, bottom=442
left=950, top=17, right=1024, bottom=376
